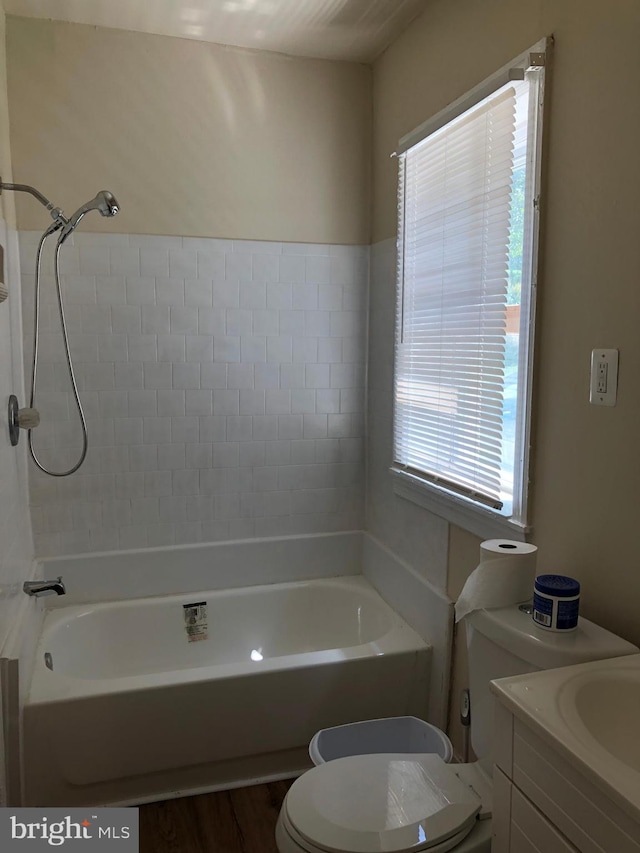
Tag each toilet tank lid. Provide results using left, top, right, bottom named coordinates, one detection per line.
left=467, top=605, right=639, bottom=669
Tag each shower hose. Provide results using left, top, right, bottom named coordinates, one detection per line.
left=28, top=229, right=88, bottom=477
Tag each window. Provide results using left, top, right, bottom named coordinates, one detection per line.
left=392, top=41, right=548, bottom=538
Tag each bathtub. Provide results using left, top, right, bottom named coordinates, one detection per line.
left=24, top=575, right=430, bottom=806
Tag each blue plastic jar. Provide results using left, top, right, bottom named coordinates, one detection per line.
left=533, top=575, right=580, bottom=632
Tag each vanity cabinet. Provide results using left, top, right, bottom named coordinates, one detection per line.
left=492, top=701, right=640, bottom=853
left=493, top=768, right=578, bottom=852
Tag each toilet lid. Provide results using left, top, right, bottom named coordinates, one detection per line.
left=286, top=753, right=481, bottom=853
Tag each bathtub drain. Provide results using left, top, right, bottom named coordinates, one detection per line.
left=44, top=652, right=53, bottom=670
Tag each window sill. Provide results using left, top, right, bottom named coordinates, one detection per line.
left=390, top=467, right=529, bottom=542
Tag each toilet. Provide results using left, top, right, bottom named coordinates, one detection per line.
left=276, top=602, right=638, bottom=853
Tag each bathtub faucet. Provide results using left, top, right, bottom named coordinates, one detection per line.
left=23, top=577, right=66, bottom=597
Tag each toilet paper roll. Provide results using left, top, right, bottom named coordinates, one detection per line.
left=454, top=539, right=537, bottom=623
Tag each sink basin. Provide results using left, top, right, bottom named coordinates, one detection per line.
left=491, top=653, right=640, bottom=821
left=565, top=668, right=640, bottom=772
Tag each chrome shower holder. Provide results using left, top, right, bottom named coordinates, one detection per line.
left=8, top=394, right=40, bottom=446
left=0, top=176, right=67, bottom=228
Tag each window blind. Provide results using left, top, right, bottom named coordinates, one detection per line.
left=394, top=85, right=518, bottom=509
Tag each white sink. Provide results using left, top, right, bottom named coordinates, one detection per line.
left=560, top=664, right=640, bottom=773
left=491, top=653, right=640, bottom=821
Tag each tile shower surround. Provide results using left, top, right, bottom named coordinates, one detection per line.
left=20, top=233, right=368, bottom=556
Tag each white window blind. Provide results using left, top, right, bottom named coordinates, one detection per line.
left=394, top=77, right=537, bottom=515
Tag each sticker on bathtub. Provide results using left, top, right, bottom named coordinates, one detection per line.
left=183, top=601, right=208, bottom=642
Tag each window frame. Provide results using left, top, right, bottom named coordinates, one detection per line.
left=390, top=38, right=551, bottom=541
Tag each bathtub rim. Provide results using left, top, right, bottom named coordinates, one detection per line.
left=38, top=530, right=363, bottom=609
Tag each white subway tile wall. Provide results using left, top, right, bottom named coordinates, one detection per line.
left=20, top=233, right=368, bottom=556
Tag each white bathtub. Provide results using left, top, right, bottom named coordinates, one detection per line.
left=24, top=576, right=430, bottom=806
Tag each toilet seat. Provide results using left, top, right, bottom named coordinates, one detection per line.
left=283, top=753, right=482, bottom=853
left=278, top=807, right=478, bottom=853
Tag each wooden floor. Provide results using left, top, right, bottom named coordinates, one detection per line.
left=139, top=780, right=294, bottom=853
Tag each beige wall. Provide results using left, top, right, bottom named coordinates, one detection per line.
left=372, top=0, right=640, bottom=654
left=7, top=17, right=371, bottom=243
left=0, top=3, right=14, bottom=226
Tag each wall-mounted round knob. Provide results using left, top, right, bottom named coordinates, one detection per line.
left=8, top=395, right=40, bottom=446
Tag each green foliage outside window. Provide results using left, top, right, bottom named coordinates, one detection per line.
left=507, top=165, right=525, bottom=306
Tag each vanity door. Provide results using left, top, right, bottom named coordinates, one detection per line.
left=493, top=768, right=579, bottom=853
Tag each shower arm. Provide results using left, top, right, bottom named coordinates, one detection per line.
left=0, top=177, right=68, bottom=226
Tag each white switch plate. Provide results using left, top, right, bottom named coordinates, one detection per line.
left=590, top=348, right=618, bottom=406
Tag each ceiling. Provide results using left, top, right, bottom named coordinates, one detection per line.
left=3, top=0, right=430, bottom=62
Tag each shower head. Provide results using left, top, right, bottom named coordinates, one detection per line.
left=58, top=190, right=119, bottom=243
left=92, top=190, right=119, bottom=217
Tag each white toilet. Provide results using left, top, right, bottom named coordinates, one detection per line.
left=276, top=602, right=638, bottom=853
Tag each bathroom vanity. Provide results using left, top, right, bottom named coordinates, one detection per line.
left=491, top=654, right=640, bottom=852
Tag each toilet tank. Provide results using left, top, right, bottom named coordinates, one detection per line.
left=465, top=604, right=639, bottom=765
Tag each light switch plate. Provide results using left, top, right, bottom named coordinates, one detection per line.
left=590, top=348, right=618, bottom=406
